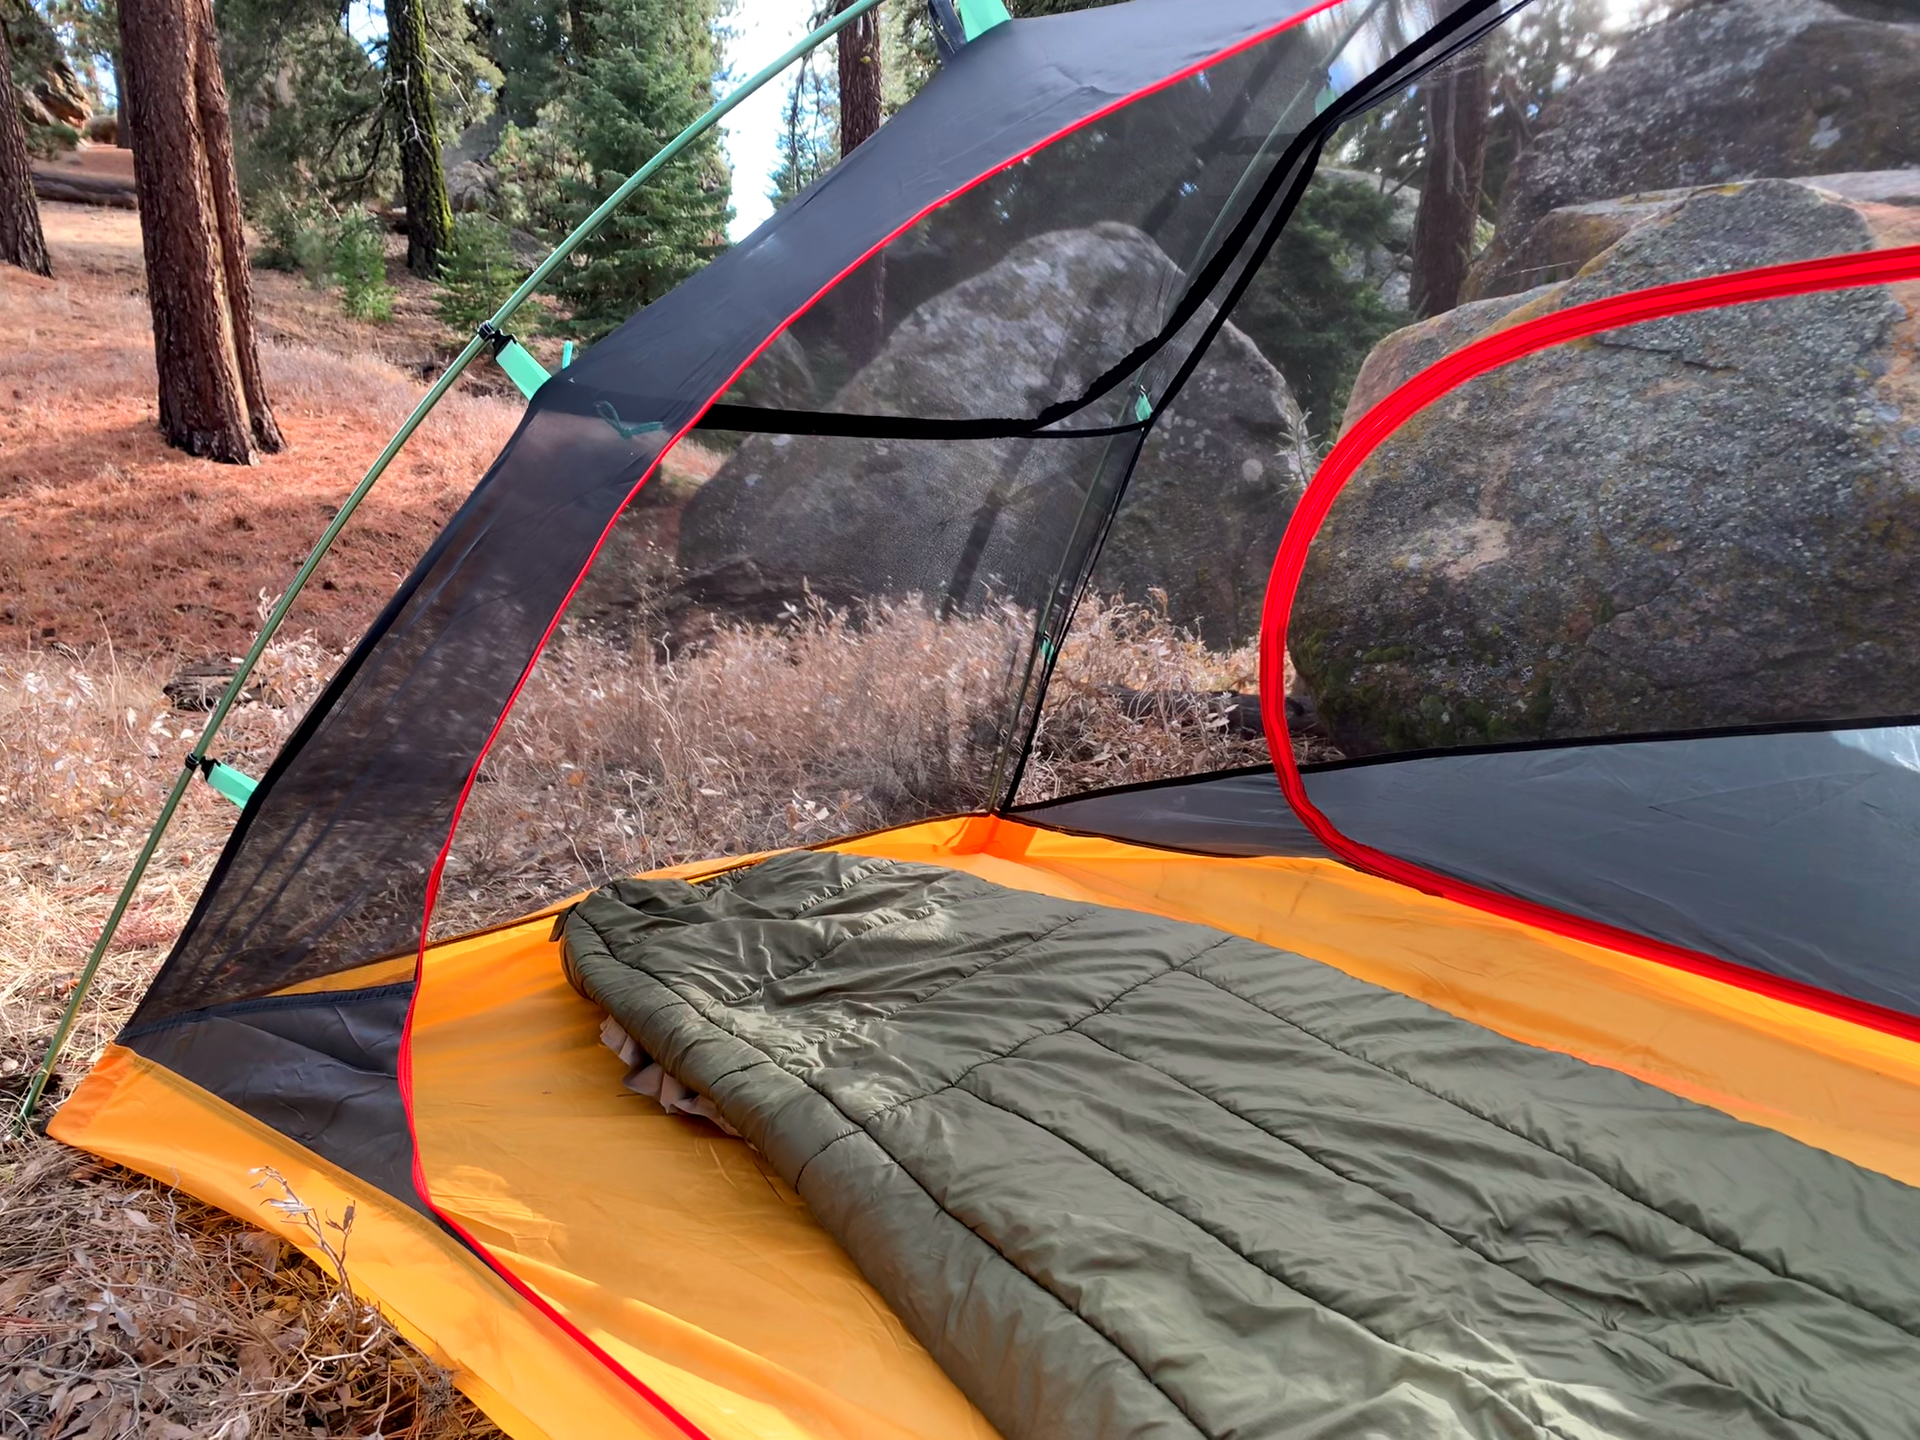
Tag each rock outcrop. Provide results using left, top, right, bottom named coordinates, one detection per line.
left=1293, top=178, right=1920, bottom=755
left=678, top=223, right=1308, bottom=647
left=1468, top=0, right=1920, bottom=299
left=4, top=3, right=87, bottom=139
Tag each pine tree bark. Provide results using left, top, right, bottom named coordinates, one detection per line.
left=836, top=0, right=884, bottom=366
left=1408, top=49, right=1491, bottom=319
left=387, top=0, right=453, bottom=276
left=119, top=0, right=283, bottom=463
left=111, top=50, right=131, bottom=147
left=0, top=23, right=51, bottom=277
left=192, top=4, right=281, bottom=451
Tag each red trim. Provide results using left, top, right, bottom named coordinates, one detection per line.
left=1259, top=244, right=1920, bottom=1046
left=393, top=2, right=1361, bottom=1429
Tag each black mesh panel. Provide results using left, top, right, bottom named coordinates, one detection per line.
left=130, top=0, right=1498, bottom=1024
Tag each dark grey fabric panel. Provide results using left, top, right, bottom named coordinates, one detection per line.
left=1014, top=768, right=1333, bottom=857
left=122, top=986, right=429, bottom=1217
left=1305, top=725, right=1920, bottom=1017
left=1013, top=726, right=1920, bottom=1019
left=562, top=851, right=1920, bottom=1440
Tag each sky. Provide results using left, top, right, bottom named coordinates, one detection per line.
left=720, top=1, right=820, bottom=241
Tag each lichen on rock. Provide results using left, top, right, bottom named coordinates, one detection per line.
left=1294, top=178, right=1920, bottom=756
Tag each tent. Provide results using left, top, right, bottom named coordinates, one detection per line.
left=34, top=0, right=1920, bottom=1434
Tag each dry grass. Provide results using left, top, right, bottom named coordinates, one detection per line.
left=1017, top=591, right=1275, bottom=805
left=0, top=632, right=503, bottom=1439
left=431, top=590, right=1314, bottom=938
left=0, top=1149, right=495, bottom=1440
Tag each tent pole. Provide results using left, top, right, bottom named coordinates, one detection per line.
left=11, top=0, right=889, bottom=1136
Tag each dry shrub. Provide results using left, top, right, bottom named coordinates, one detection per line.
left=431, top=597, right=1028, bottom=936
left=0, top=1145, right=493, bottom=1440
left=433, top=591, right=1321, bottom=937
left=1016, top=590, right=1275, bottom=804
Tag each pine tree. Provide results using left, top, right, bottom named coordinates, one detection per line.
left=217, top=0, right=391, bottom=205
left=0, top=18, right=51, bottom=275
left=388, top=0, right=455, bottom=275
left=1407, top=47, right=1489, bottom=317
left=554, top=0, right=730, bottom=341
left=119, top=0, right=283, bottom=461
left=767, top=49, right=834, bottom=210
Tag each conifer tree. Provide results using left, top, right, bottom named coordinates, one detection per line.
left=388, top=0, right=455, bottom=275
left=554, top=0, right=730, bottom=341
left=119, top=0, right=283, bottom=462
left=0, top=19, right=51, bottom=276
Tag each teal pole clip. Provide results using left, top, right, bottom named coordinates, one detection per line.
left=479, top=323, right=553, bottom=400
left=957, top=0, right=1011, bottom=39
left=188, top=752, right=258, bottom=808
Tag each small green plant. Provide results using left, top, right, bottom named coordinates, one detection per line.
left=25, top=120, right=79, bottom=160
left=333, top=215, right=394, bottom=323
left=435, top=215, right=522, bottom=334
left=254, top=193, right=340, bottom=288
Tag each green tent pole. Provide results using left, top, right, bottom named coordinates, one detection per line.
left=11, top=0, right=888, bottom=1136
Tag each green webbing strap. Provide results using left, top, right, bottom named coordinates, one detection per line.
left=10, top=0, right=889, bottom=1136
left=201, top=760, right=259, bottom=808
left=958, top=0, right=1011, bottom=39
left=486, top=330, right=552, bottom=400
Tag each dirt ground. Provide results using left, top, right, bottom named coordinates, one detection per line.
left=0, top=201, right=538, bottom=661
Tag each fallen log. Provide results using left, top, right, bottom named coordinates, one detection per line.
left=31, top=167, right=137, bottom=209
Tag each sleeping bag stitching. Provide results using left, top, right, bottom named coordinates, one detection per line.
left=945, top=1075, right=1594, bottom=1440
left=782, top=856, right=927, bottom=916
left=1055, top=1022, right=1845, bottom=1440
left=806, top=1120, right=1214, bottom=1439
left=1183, top=966, right=1920, bottom=1344
left=737, top=893, right=1067, bottom=1009
left=849, top=934, right=1237, bottom=1133
left=783, top=945, right=1228, bottom=1193
left=731, top=899, right=951, bottom=1003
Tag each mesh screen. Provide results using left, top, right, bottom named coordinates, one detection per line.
left=130, top=0, right=1501, bottom=1022
left=1293, top=217, right=1920, bottom=761
left=428, top=427, right=1141, bottom=939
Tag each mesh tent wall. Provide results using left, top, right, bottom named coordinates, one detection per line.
left=42, top=0, right=1920, bottom=1435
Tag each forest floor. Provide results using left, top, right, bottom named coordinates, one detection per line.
left=1, top=201, right=519, bottom=1440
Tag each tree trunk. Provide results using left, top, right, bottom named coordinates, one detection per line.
left=387, top=0, right=453, bottom=277
left=111, top=50, right=131, bottom=147
left=191, top=5, right=282, bottom=451
left=836, top=0, right=884, bottom=366
left=1408, top=49, right=1491, bottom=319
left=0, top=23, right=51, bottom=276
left=119, top=0, right=283, bottom=463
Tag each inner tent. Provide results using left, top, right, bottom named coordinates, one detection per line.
left=50, top=0, right=1920, bottom=1437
